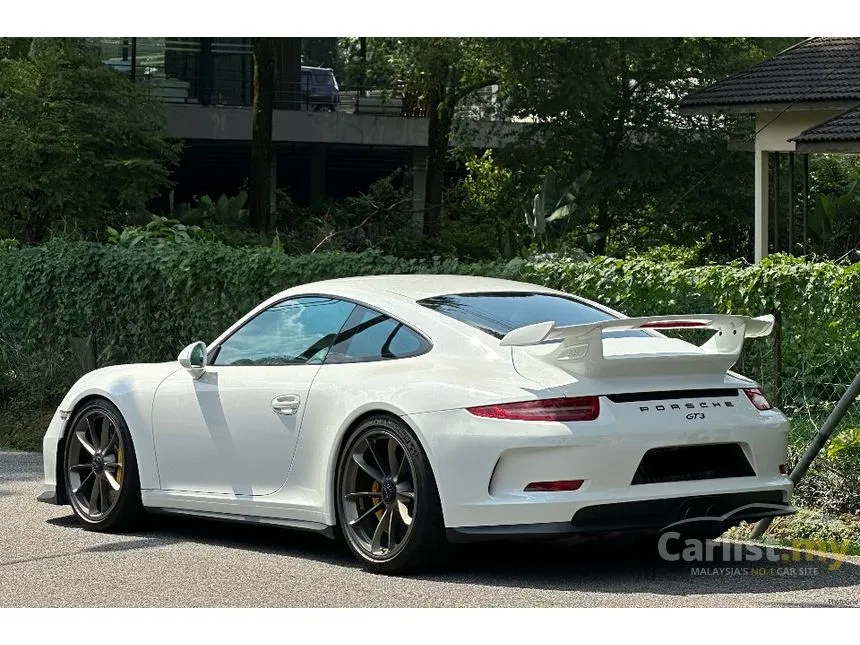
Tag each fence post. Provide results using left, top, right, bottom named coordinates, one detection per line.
left=750, top=368, right=860, bottom=539
left=771, top=310, right=782, bottom=409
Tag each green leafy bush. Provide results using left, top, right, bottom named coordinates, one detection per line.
left=106, top=215, right=204, bottom=248
left=0, top=38, right=181, bottom=243
left=786, top=413, right=860, bottom=515
left=727, top=509, right=860, bottom=554
left=442, top=151, right=528, bottom=260
left=2, top=243, right=859, bottom=406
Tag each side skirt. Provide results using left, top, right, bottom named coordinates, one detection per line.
left=147, top=506, right=338, bottom=540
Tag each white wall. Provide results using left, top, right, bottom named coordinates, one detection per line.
left=755, top=110, right=843, bottom=152
left=165, top=105, right=430, bottom=147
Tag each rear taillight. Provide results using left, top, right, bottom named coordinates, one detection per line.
left=743, top=388, right=773, bottom=411
left=467, top=396, right=600, bottom=422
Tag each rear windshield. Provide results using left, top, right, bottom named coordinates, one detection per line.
left=418, top=292, right=646, bottom=339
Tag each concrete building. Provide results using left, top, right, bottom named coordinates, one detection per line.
left=96, top=37, right=521, bottom=222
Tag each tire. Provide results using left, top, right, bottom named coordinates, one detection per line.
left=63, top=398, right=143, bottom=532
left=336, top=415, right=446, bottom=575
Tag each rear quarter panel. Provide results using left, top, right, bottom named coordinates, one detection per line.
left=293, top=350, right=541, bottom=525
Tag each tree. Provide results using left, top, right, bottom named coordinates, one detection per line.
left=493, top=37, right=805, bottom=259
left=302, top=38, right=338, bottom=68
left=364, top=38, right=499, bottom=235
left=250, top=38, right=302, bottom=234
left=249, top=37, right=276, bottom=233
left=0, top=38, right=31, bottom=59
left=0, top=38, right=180, bottom=243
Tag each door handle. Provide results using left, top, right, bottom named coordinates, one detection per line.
left=271, top=394, right=301, bottom=415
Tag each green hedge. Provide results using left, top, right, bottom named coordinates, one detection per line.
left=2, top=240, right=859, bottom=414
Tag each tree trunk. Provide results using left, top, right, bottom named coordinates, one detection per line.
left=250, top=37, right=276, bottom=233
left=594, top=198, right=610, bottom=254
left=423, top=86, right=450, bottom=237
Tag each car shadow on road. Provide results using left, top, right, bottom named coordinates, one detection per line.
left=47, top=510, right=860, bottom=597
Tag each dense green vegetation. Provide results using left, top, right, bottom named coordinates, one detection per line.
left=4, top=241, right=859, bottom=408
left=0, top=38, right=180, bottom=244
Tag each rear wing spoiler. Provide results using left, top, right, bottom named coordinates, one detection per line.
left=499, top=314, right=775, bottom=378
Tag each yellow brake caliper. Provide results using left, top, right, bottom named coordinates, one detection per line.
left=371, top=481, right=383, bottom=520
left=115, top=445, right=124, bottom=486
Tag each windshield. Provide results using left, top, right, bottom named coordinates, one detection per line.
left=313, top=71, right=335, bottom=86
left=418, top=292, right=647, bottom=339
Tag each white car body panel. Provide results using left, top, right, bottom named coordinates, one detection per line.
left=40, top=274, right=794, bottom=540
left=151, top=364, right=321, bottom=495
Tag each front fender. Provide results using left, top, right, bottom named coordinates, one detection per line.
left=48, top=362, right=182, bottom=491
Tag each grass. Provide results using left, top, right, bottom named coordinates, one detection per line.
left=725, top=509, right=860, bottom=556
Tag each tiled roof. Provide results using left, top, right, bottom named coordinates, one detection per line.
left=793, top=103, right=860, bottom=143
left=680, top=37, right=860, bottom=110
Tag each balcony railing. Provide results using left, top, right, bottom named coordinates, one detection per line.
left=91, top=37, right=504, bottom=120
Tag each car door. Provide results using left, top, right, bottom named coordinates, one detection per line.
left=151, top=296, right=356, bottom=496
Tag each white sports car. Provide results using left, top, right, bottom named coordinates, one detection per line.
left=38, top=275, right=795, bottom=573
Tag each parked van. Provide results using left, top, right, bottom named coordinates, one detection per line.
left=301, top=66, right=340, bottom=111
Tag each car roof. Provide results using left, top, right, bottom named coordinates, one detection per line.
left=284, top=274, right=561, bottom=302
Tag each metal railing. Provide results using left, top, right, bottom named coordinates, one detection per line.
left=90, top=37, right=504, bottom=119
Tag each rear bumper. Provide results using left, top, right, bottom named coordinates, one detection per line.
left=447, top=490, right=795, bottom=543
left=409, top=404, right=792, bottom=529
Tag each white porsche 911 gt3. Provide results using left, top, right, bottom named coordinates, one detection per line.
left=38, top=275, right=795, bottom=573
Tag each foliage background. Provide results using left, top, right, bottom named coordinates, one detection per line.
left=0, top=38, right=181, bottom=244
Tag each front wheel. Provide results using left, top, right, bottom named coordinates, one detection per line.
left=336, top=416, right=445, bottom=574
left=63, top=398, right=143, bottom=532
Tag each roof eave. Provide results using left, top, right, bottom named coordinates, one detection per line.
left=678, top=100, right=860, bottom=116
left=794, top=139, right=860, bottom=153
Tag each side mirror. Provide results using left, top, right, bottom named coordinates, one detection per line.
left=178, top=341, right=207, bottom=378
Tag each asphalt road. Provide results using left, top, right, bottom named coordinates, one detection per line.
left=2, top=450, right=859, bottom=608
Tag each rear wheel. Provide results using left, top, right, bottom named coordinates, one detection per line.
left=336, top=416, right=445, bottom=574
left=63, top=399, right=143, bottom=531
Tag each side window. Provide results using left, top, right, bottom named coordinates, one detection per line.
left=212, top=297, right=355, bottom=366
left=326, top=305, right=429, bottom=363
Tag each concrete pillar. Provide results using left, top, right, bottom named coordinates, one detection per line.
left=411, top=148, right=428, bottom=231
left=754, top=149, right=770, bottom=263
left=269, top=152, right=277, bottom=217
left=310, top=144, right=326, bottom=204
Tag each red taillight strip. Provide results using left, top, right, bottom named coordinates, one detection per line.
left=467, top=396, right=600, bottom=422
left=525, top=480, right=584, bottom=492
left=639, top=320, right=707, bottom=329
